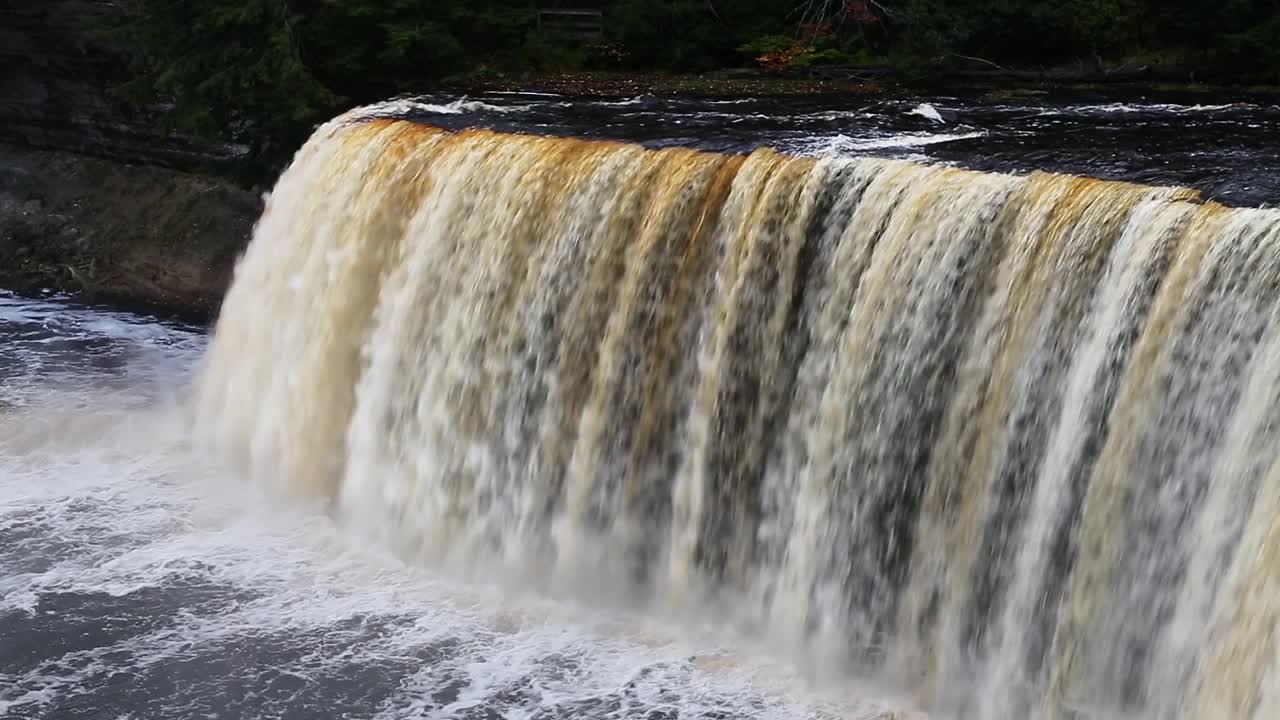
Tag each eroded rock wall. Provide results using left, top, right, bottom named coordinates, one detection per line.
left=0, top=1, right=259, bottom=315
left=0, top=143, right=258, bottom=316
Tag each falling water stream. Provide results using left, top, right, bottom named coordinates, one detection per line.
left=4, top=95, right=1280, bottom=719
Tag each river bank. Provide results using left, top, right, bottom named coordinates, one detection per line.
left=446, top=70, right=885, bottom=97
left=444, top=68, right=1280, bottom=99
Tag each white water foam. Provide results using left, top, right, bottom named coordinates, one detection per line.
left=0, top=298, right=911, bottom=720
left=1038, top=102, right=1257, bottom=116
left=906, top=104, right=946, bottom=123
left=786, top=131, right=986, bottom=156
left=343, top=98, right=528, bottom=121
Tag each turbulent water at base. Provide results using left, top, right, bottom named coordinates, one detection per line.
left=185, top=108, right=1280, bottom=720
left=1, top=294, right=881, bottom=719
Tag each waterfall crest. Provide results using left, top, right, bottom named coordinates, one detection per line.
left=198, top=115, right=1280, bottom=719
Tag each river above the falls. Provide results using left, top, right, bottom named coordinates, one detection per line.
left=383, top=89, right=1280, bottom=207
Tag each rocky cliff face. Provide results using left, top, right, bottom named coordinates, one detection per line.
left=0, top=144, right=258, bottom=317
left=0, top=0, right=244, bottom=167
left=0, top=0, right=259, bottom=315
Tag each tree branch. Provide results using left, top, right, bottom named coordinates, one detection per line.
left=951, top=53, right=1007, bottom=71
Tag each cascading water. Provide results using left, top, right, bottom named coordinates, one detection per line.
left=197, top=111, right=1280, bottom=719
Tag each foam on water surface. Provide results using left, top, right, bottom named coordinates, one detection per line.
left=0, top=294, right=907, bottom=720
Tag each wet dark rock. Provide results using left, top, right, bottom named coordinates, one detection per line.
left=0, top=142, right=259, bottom=317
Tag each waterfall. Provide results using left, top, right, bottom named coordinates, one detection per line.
left=197, top=113, right=1280, bottom=719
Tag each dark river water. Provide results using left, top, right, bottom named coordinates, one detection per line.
left=1, top=92, right=1278, bottom=719
left=387, top=90, right=1280, bottom=207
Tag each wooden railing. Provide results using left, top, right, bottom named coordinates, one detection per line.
left=536, top=9, right=603, bottom=40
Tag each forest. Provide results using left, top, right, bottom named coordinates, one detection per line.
left=111, top=0, right=1280, bottom=162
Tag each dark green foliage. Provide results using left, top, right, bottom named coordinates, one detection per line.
left=112, top=0, right=339, bottom=161
left=514, top=31, right=589, bottom=72
left=109, top=0, right=1280, bottom=168
left=112, top=0, right=537, bottom=165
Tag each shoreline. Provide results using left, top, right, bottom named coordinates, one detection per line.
left=445, top=71, right=885, bottom=98
left=444, top=69, right=1280, bottom=100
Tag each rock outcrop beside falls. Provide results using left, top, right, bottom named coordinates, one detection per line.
left=0, top=0, right=240, bottom=167
left=0, top=1, right=259, bottom=316
left=0, top=143, right=258, bottom=316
